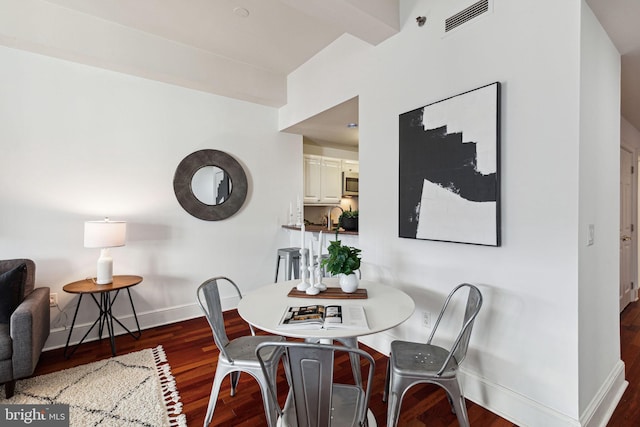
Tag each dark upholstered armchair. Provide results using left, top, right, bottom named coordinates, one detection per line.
left=0, top=259, right=50, bottom=398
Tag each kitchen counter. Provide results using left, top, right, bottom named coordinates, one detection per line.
left=281, top=224, right=358, bottom=236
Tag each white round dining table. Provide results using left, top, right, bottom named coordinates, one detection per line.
left=237, top=278, right=415, bottom=339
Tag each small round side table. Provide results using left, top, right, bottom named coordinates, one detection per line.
left=63, top=275, right=143, bottom=358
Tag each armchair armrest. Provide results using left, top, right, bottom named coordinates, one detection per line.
left=10, top=287, right=50, bottom=378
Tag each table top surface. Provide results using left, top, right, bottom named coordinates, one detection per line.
left=63, top=275, right=143, bottom=294
left=237, top=278, right=415, bottom=339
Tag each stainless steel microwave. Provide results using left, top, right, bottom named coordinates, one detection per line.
left=342, top=172, right=359, bottom=196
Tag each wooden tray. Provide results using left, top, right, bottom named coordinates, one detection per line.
left=287, top=287, right=368, bottom=299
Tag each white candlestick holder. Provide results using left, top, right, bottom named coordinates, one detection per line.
left=306, top=262, right=320, bottom=295
left=296, top=206, right=302, bottom=227
left=297, top=249, right=310, bottom=291
left=314, top=265, right=326, bottom=292
left=305, top=251, right=320, bottom=295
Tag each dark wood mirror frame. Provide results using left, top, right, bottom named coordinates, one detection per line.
left=173, top=149, right=248, bottom=221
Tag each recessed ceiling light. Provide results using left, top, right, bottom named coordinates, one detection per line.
left=347, top=123, right=358, bottom=128
left=233, top=7, right=250, bottom=18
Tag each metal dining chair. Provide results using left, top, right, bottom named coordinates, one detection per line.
left=257, top=341, right=376, bottom=427
left=383, top=283, right=483, bottom=427
left=197, top=277, right=286, bottom=427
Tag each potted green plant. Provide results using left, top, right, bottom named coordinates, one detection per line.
left=339, top=208, right=358, bottom=231
left=322, top=240, right=362, bottom=292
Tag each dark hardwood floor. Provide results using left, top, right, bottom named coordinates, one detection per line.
left=31, top=302, right=640, bottom=426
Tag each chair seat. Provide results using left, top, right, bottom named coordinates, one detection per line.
left=329, top=384, right=366, bottom=426
left=390, top=341, right=458, bottom=378
left=223, top=335, right=286, bottom=364
left=280, top=384, right=366, bottom=427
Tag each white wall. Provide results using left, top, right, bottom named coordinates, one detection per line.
left=0, top=45, right=302, bottom=348
left=578, top=3, right=623, bottom=424
left=280, top=0, right=622, bottom=425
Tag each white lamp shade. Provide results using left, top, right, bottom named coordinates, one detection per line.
left=84, top=220, right=127, bottom=248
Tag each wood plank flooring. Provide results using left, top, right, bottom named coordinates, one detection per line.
left=31, top=302, right=640, bottom=426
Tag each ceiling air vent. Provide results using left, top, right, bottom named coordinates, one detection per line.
left=445, top=0, right=489, bottom=33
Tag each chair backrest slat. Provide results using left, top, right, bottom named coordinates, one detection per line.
left=427, top=283, right=483, bottom=375
left=197, top=277, right=240, bottom=361
left=257, top=341, right=375, bottom=427
left=454, top=284, right=482, bottom=364
left=288, top=346, right=335, bottom=427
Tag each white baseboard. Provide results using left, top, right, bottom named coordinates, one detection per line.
left=460, top=368, right=582, bottom=426
left=580, top=361, right=628, bottom=427
left=359, top=332, right=627, bottom=427
left=44, top=301, right=210, bottom=351
left=361, top=333, right=576, bottom=426
left=454, top=361, right=626, bottom=427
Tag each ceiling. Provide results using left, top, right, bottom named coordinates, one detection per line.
left=586, top=0, right=640, bottom=133
left=284, top=97, right=360, bottom=148
left=0, top=0, right=638, bottom=146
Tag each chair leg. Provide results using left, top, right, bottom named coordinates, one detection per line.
left=444, top=380, right=470, bottom=427
left=348, top=351, right=362, bottom=388
left=282, top=352, right=292, bottom=386
left=257, top=364, right=280, bottom=427
left=385, top=387, right=402, bottom=427
left=292, top=257, right=300, bottom=280
left=386, top=370, right=414, bottom=427
left=204, top=370, right=226, bottom=427
left=4, top=380, right=15, bottom=399
left=446, top=392, right=456, bottom=414
left=275, top=255, right=281, bottom=282
left=336, top=337, right=362, bottom=388
left=284, top=253, right=293, bottom=281
left=382, top=358, right=390, bottom=403
left=230, top=371, right=241, bottom=397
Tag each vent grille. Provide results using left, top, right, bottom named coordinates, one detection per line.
left=445, top=0, right=489, bottom=32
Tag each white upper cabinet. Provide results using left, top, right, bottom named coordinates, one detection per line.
left=320, top=157, right=342, bottom=203
left=304, top=155, right=322, bottom=203
left=304, top=155, right=342, bottom=204
left=342, top=159, right=359, bottom=174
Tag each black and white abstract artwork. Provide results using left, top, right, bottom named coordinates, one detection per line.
left=399, top=82, right=501, bottom=246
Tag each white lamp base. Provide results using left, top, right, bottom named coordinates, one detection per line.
left=96, top=248, right=113, bottom=285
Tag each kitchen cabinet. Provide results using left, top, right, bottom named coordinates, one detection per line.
left=304, top=155, right=342, bottom=204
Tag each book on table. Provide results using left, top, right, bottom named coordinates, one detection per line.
left=278, top=304, right=369, bottom=330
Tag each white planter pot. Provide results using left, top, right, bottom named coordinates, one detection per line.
left=339, top=273, right=359, bottom=293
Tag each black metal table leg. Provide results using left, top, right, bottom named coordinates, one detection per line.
left=63, top=294, right=84, bottom=359
left=62, top=275, right=144, bottom=358
left=63, top=293, right=110, bottom=359
left=106, top=289, right=142, bottom=340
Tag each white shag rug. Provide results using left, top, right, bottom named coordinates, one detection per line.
left=1, top=346, right=186, bottom=427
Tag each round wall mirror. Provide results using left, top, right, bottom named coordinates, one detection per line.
left=191, top=166, right=233, bottom=205
left=173, top=149, right=248, bottom=220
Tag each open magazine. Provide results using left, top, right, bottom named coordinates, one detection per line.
left=278, top=304, right=369, bottom=330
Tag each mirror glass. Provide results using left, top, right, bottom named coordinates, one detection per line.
left=191, top=166, right=233, bottom=205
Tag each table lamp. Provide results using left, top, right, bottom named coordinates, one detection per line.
left=84, top=218, right=127, bottom=285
